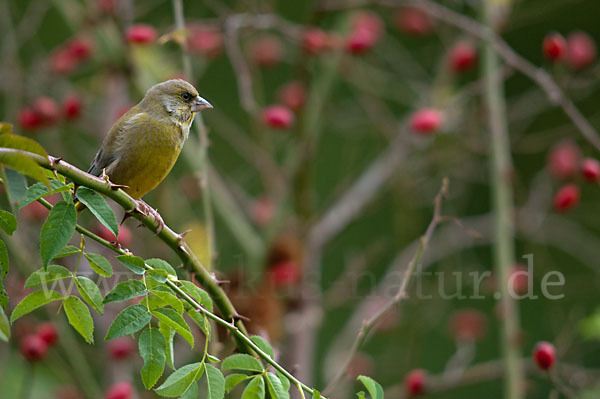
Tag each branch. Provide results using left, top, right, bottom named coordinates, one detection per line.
left=28, top=163, right=325, bottom=399
left=321, top=0, right=600, bottom=151
left=323, top=178, right=448, bottom=395
left=0, top=149, right=253, bottom=349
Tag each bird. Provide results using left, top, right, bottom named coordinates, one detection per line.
left=79, top=79, right=212, bottom=232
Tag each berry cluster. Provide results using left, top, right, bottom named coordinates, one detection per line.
left=18, top=95, right=82, bottom=131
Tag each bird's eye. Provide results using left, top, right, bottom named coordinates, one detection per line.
left=181, top=92, right=191, bottom=101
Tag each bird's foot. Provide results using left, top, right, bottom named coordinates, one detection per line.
left=134, top=200, right=164, bottom=234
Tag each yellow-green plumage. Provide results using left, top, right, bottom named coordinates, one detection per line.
left=86, top=79, right=211, bottom=200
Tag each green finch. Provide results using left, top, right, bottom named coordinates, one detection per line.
left=80, top=79, right=212, bottom=231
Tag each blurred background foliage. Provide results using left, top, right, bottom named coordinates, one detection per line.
left=1, top=0, right=600, bottom=398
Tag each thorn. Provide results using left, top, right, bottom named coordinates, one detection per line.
left=120, top=212, right=132, bottom=225
left=176, top=229, right=192, bottom=244
left=49, top=156, right=63, bottom=167
left=232, top=312, right=251, bottom=322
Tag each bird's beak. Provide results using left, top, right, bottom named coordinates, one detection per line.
left=191, top=96, right=213, bottom=112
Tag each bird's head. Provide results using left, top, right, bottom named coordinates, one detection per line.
left=142, top=79, right=212, bottom=124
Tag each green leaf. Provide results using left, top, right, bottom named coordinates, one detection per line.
left=64, top=296, right=94, bottom=343
left=277, top=372, right=290, bottom=393
left=0, top=151, right=49, bottom=187
left=155, top=362, right=204, bottom=397
left=356, top=392, right=366, bottom=399
left=84, top=253, right=113, bottom=277
left=151, top=308, right=193, bottom=348
left=0, top=134, right=48, bottom=157
left=10, top=290, right=63, bottom=322
left=180, top=382, right=198, bottom=399
left=4, top=168, right=28, bottom=207
left=159, top=322, right=176, bottom=370
left=179, top=280, right=212, bottom=312
left=75, top=187, right=119, bottom=237
left=116, top=255, right=146, bottom=275
left=139, top=327, right=167, bottom=389
left=20, top=180, right=71, bottom=208
left=265, top=373, right=289, bottom=399
left=145, top=258, right=177, bottom=276
left=225, top=374, right=249, bottom=393
left=356, top=376, right=384, bottom=399
left=207, top=354, right=220, bottom=363
left=0, top=210, right=17, bottom=235
left=40, top=201, right=76, bottom=268
left=25, top=265, right=72, bottom=288
left=186, top=308, right=210, bottom=337
left=222, top=354, right=264, bottom=373
left=105, top=304, right=151, bottom=340
left=103, top=280, right=147, bottom=304
left=147, top=268, right=169, bottom=283
left=75, top=276, right=104, bottom=314
left=53, top=245, right=81, bottom=259
left=312, top=389, right=321, bottom=399
left=0, top=306, right=10, bottom=341
left=250, top=336, right=274, bottom=359
left=148, top=289, right=184, bottom=314
left=241, top=375, right=265, bottom=399
left=204, top=363, right=225, bottom=399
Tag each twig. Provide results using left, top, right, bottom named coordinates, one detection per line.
left=32, top=179, right=326, bottom=399
left=480, top=1, right=523, bottom=397
left=223, top=14, right=304, bottom=115
left=322, top=178, right=448, bottom=395
left=320, top=0, right=600, bottom=151
left=0, top=149, right=252, bottom=351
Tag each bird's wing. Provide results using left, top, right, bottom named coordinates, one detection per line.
left=86, top=106, right=145, bottom=177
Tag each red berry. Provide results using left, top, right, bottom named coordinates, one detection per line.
left=126, top=24, right=157, bottom=44
left=353, top=11, right=384, bottom=40
left=50, top=48, right=78, bottom=75
left=63, top=95, right=82, bottom=120
left=509, top=264, right=529, bottom=295
left=581, top=158, right=600, bottom=182
left=105, top=382, right=133, bottom=399
left=18, top=108, right=43, bottom=131
left=108, top=337, right=135, bottom=361
left=533, top=341, right=556, bottom=370
left=404, top=369, right=427, bottom=396
left=21, top=201, right=49, bottom=220
left=20, top=334, right=48, bottom=362
left=186, top=24, right=223, bottom=58
left=277, top=81, right=307, bottom=112
left=345, top=11, right=384, bottom=54
left=262, top=105, right=294, bottom=129
left=33, top=97, right=60, bottom=126
left=250, top=35, right=283, bottom=67
left=543, top=33, right=566, bottom=61
left=67, top=37, right=93, bottom=62
left=37, top=322, right=59, bottom=346
left=553, top=184, right=580, bottom=212
left=95, top=221, right=132, bottom=247
left=410, top=108, right=442, bottom=135
left=448, top=309, right=487, bottom=342
left=302, top=28, right=331, bottom=55
left=566, top=31, right=597, bottom=70
left=268, top=260, right=301, bottom=287
left=449, top=41, right=477, bottom=73
left=547, top=140, right=581, bottom=179
left=394, top=8, right=433, bottom=36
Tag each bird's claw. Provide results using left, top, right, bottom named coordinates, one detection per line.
left=134, top=200, right=164, bottom=234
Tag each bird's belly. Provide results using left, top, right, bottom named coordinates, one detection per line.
left=110, top=141, right=182, bottom=199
